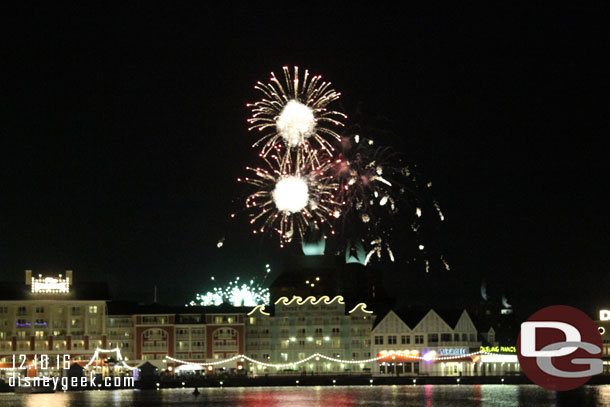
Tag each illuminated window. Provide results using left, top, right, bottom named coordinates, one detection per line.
left=89, top=306, right=98, bottom=314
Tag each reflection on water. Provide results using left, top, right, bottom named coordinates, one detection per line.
left=0, top=385, right=609, bottom=407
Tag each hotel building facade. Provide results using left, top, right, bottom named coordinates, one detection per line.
left=1, top=270, right=520, bottom=378
left=245, top=296, right=374, bottom=376
left=371, top=308, right=519, bottom=377
left=0, top=271, right=108, bottom=377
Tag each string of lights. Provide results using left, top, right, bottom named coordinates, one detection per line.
left=84, top=347, right=138, bottom=371
left=166, top=350, right=512, bottom=369
left=0, top=347, right=138, bottom=371
left=0, top=349, right=515, bottom=372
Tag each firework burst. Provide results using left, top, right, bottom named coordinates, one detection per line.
left=188, top=276, right=270, bottom=307
left=333, top=133, right=446, bottom=268
left=235, top=66, right=448, bottom=272
left=247, top=66, right=346, bottom=158
left=238, top=146, right=340, bottom=246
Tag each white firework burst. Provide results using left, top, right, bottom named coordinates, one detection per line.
left=247, top=66, right=346, bottom=157
left=238, top=147, right=340, bottom=246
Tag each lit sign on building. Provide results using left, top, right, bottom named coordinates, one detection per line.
left=31, top=275, right=70, bottom=294
left=438, top=348, right=467, bottom=356
left=480, top=345, right=517, bottom=353
left=600, top=310, right=610, bottom=321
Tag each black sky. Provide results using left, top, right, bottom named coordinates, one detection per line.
left=1, top=3, right=609, bottom=315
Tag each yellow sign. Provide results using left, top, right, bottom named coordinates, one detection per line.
left=480, top=345, right=516, bottom=353
left=31, top=276, right=70, bottom=294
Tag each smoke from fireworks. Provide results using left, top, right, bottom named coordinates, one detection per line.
left=333, top=132, right=447, bottom=269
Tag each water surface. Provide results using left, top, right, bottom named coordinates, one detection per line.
left=0, top=385, right=608, bottom=407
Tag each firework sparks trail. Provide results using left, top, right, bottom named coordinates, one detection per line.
left=247, top=66, right=346, bottom=160
left=332, top=133, right=446, bottom=268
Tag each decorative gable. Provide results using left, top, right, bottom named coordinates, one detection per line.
left=454, top=311, right=477, bottom=333
left=412, top=310, right=453, bottom=333
left=372, top=310, right=410, bottom=334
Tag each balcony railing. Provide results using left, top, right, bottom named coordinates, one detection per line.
left=107, top=323, right=133, bottom=328
left=212, top=344, right=238, bottom=350
left=142, top=345, right=168, bottom=351
left=143, top=335, right=167, bottom=340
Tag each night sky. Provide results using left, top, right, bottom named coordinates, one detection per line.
left=1, top=4, right=608, bottom=316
